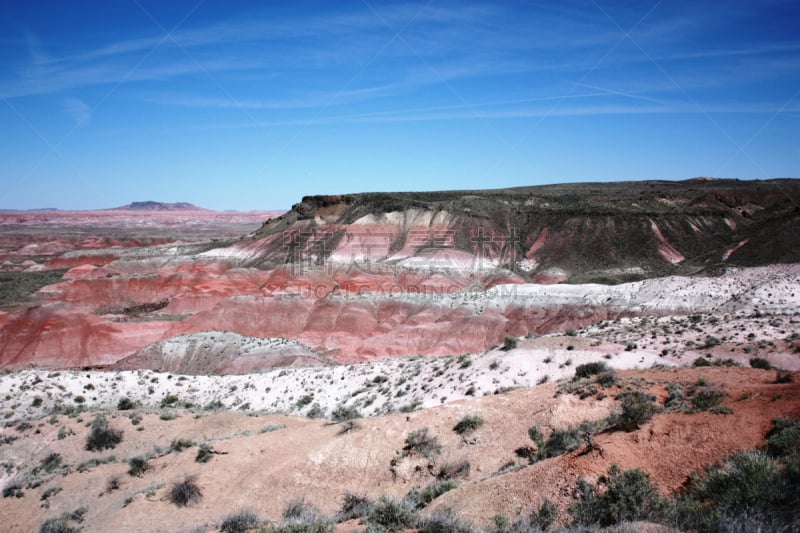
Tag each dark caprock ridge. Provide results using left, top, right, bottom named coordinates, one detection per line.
left=245, top=178, right=800, bottom=282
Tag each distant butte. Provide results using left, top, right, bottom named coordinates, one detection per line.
left=112, top=201, right=204, bottom=211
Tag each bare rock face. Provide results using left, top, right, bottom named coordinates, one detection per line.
left=1, top=179, right=799, bottom=371
left=116, top=332, right=328, bottom=374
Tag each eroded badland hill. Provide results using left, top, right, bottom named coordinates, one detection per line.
left=1, top=179, right=799, bottom=532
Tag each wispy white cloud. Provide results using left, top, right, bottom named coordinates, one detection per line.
left=63, top=97, right=91, bottom=127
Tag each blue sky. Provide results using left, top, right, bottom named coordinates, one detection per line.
left=1, top=0, right=798, bottom=210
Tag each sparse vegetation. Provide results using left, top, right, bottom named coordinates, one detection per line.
left=453, top=414, right=484, bottom=437
left=502, top=336, right=517, bottom=351
left=570, top=464, right=663, bottom=527
left=338, top=491, right=372, bottom=522
left=85, top=414, right=122, bottom=451
left=614, top=390, right=660, bottom=431
left=403, top=427, right=442, bottom=459
left=220, top=510, right=261, bottom=533
left=127, top=455, right=149, bottom=477
left=169, top=475, right=203, bottom=507
left=117, top=397, right=135, bottom=410
left=574, top=361, right=609, bottom=378
left=367, top=495, right=418, bottom=531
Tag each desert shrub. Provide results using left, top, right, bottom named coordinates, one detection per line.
left=220, top=510, right=261, bottom=533
left=570, top=464, right=663, bottom=527
left=403, top=427, right=442, bottom=459
left=260, top=423, right=286, bottom=433
left=85, top=414, right=123, bottom=451
left=41, top=486, right=63, bottom=501
left=416, top=507, right=474, bottom=533
left=196, top=443, right=216, bottom=463
left=749, top=357, right=772, bottom=370
left=39, top=517, right=78, bottom=533
left=766, top=417, right=800, bottom=458
left=574, top=361, right=609, bottom=379
left=412, top=479, right=457, bottom=508
left=32, top=396, right=43, bottom=407
left=615, top=391, right=660, bottom=431
left=105, top=476, right=120, bottom=493
left=277, top=498, right=333, bottom=533
left=39, top=452, right=63, bottom=473
left=331, top=404, right=361, bottom=422
left=565, top=328, right=577, bottom=336
left=453, top=414, right=484, bottom=436
left=541, top=427, right=582, bottom=458
left=775, top=370, right=793, bottom=384
left=127, top=455, right=149, bottom=477
left=170, top=437, right=195, bottom=453
left=296, top=394, right=314, bottom=408
left=2, top=480, right=24, bottom=498
left=76, top=454, right=115, bottom=472
left=690, top=386, right=724, bottom=411
left=338, top=491, right=372, bottom=521
left=117, top=397, right=135, bottom=410
left=436, top=460, right=470, bottom=480
left=670, top=450, right=798, bottom=531
left=367, top=495, right=418, bottom=531
left=503, top=336, right=518, bottom=351
left=596, top=370, right=617, bottom=388
left=169, top=475, right=203, bottom=507
left=693, top=357, right=712, bottom=367
left=306, top=403, right=326, bottom=419
left=39, top=507, right=85, bottom=533
left=160, top=394, right=180, bottom=407
left=487, top=500, right=557, bottom=532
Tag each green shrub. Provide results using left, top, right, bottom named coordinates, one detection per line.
left=749, top=357, right=772, bottom=370
left=775, top=370, right=793, bottom=384
left=331, top=404, right=361, bottom=422
left=196, top=443, right=216, bottom=463
left=596, top=370, right=618, bottom=388
left=503, top=336, right=518, bottom=351
left=693, top=357, right=712, bottom=367
left=296, top=394, right=314, bottom=408
left=277, top=498, right=333, bottom=533
left=367, top=495, right=417, bottom=531
left=85, top=415, right=122, bottom=451
left=615, top=391, right=660, bottom=431
left=169, top=475, right=203, bottom=507
left=39, top=517, right=78, bottom=533
left=160, top=394, right=180, bottom=408
left=403, top=427, right=442, bottom=459
left=338, top=491, right=372, bottom=521
left=220, top=510, right=261, bottom=533
left=127, top=455, right=149, bottom=477
left=39, top=453, right=62, bottom=473
left=412, top=479, right=457, bottom=508
left=574, top=361, right=609, bottom=379
left=170, top=438, right=195, bottom=453
left=416, top=507, right=474, bottom=533
left=2, top=480, right=23, bottom=498
left=541, top=427, right=582, bottom=458
left=570, top=464, right=662, bottom=527
left=690, top=386, right=725, bottom=411
left=117, top=397, right=135, bottom=410
left=453, top=414, right=484, bottom=436
left=766, top=417, right=800, bottom=458
left=436, top=460, right=470, bottom=480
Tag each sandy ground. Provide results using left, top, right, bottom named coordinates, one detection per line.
left=0, top=366, right=797, bottom=532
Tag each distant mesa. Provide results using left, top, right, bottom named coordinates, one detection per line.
left=113, top=201, right=203, bottom=211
